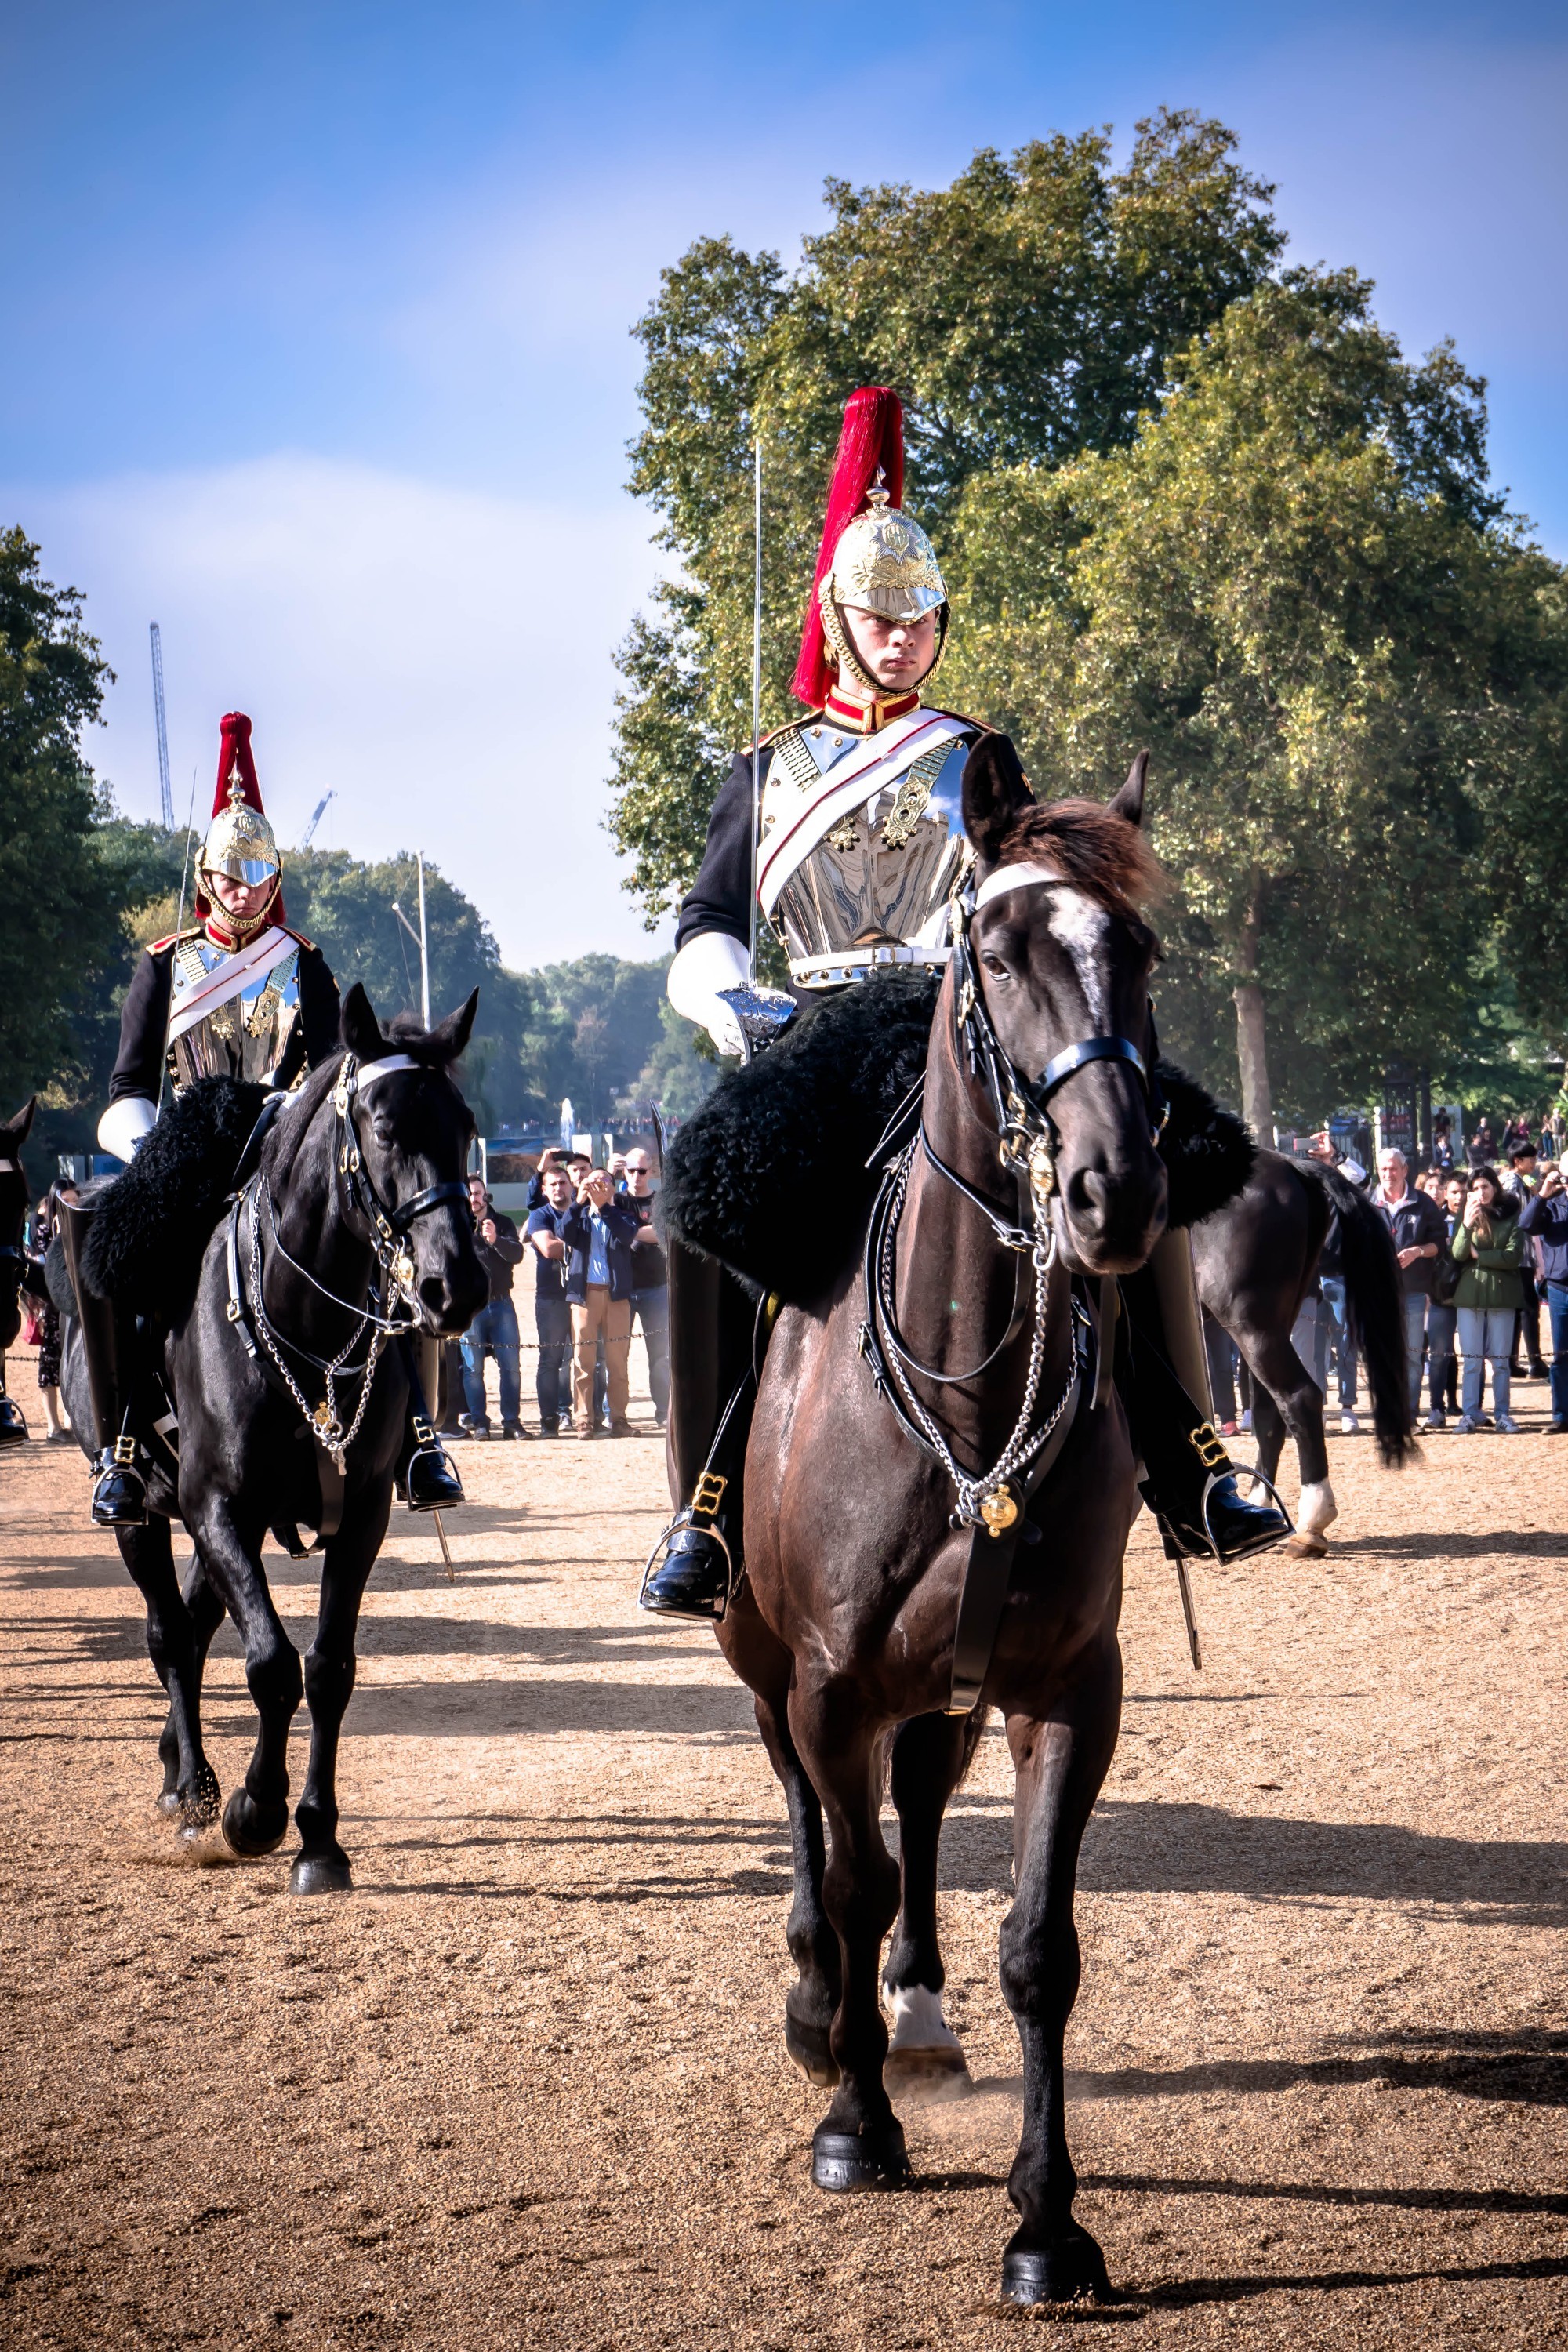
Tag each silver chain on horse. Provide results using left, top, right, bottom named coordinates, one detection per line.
left=874, top=1138, right=1077, bottom=1533
left=247, top=1173, right=393, bottom=1473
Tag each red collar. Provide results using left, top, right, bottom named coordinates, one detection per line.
left=822, top=684, right=922, bottom=736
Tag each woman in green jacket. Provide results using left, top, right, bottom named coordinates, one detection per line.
left=1451, top=1167, right=1524, bottom=1432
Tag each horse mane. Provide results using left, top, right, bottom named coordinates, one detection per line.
left=997, top=797, right=1165, bottom=920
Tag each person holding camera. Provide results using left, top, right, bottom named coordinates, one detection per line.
left=459, top=1174, right=525, bottom=1439
left=1450, top=1166, right=1523, bottom=1433
left=621, top=1148, right=669, bottom=1428
left=560, top=1166, right=641, bottom=1438
left=1519, top=1160, right=1568, bottom=1432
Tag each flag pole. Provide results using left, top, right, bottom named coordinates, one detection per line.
left=750, top=437, right=763, bottom=980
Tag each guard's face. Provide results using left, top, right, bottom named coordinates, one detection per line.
left=207, top=872, right=275, bottom=922
left=840, top=605, right=938, bottom=691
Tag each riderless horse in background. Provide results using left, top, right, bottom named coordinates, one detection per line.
left=56, top=987, right=487, bottom=1891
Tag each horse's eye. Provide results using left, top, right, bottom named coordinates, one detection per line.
left=372, top=1122, right=395, bottom=1149
left=981, top=953, right=1010, bottom=979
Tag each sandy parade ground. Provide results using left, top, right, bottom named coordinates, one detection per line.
left=2, top=1331, right=1566, bottom=2352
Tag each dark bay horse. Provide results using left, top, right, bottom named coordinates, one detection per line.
left=719, top=742, right=1171, bottom=2305
left=0, top=1098, right=36, bottom=1443
left=1196, top=1151, right=1414, bottom=1552
left=60, top=987, right=487, bottom=1889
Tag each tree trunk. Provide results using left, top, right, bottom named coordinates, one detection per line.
left=1232, top=891, right=1272, bottom=1139
left=1232, top=981, right=1272, bottom=1140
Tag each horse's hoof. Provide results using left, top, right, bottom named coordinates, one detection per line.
left=289, top=1853, right=353, bottom=1896
left=222, top=1789, right=289, bottom=1858
left=811, top=2121, right=909, bottom=2193
left=1000, top=2226, right=1112, bottom=2306
left=176, top=1822, right=233, bottom=1867
left=1284, top=1531, right=1329, bottom=1559
left=785, top=2009, right=840, bottom=2089
left=153, top=1791, right=184, bottom=1820
left=884, top=2043, right=972, bottom=2103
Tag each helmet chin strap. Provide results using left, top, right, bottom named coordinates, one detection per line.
left=201, top=873, right=281, bottom=947
left=822, top=595, right=949, bottom=701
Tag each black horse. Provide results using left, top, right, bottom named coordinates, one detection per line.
left=1196, top=1152, right=1414, bottom=1553
left=718, top=746, right=1181, bottom=2304
left=59, top=987, right=488, bottom=1890
left=0, top=1098, right=36, bottom=1444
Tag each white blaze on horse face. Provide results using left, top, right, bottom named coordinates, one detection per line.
left=1044, top=887, right=1116, bottom=1032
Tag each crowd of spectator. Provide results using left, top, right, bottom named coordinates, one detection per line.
left=1263, top=1109, right=1568, bottom=1437
left=448, top=1143, right=670, bottom=1443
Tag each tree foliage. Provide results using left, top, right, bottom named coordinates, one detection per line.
left=612, top=119, right=1568, bottom=1123
left=612, top=111, right=1284, bottom=920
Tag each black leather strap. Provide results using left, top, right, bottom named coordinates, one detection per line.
left=947, top=1361, right=1083, bottom=1714
left=1033, top=1033, right=1149, bottom=1102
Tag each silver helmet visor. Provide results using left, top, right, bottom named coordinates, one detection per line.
left=204, top=850, right=280, bottom=887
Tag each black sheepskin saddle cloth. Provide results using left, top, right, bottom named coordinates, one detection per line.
left=659, top=973, right=1254, bottom=1303
left=76, top=1076, right=270, bottom=1318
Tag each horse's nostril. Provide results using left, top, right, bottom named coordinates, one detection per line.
left=1068, top=1169, right=1113, bottom=1231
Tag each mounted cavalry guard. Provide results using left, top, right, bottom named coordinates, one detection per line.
left=59, top=710, right=465, bottom=1529
left=641, top=385, right=1290, bottom=1621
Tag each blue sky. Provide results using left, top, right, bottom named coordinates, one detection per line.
left=4, top=2, right=1563, bottom=966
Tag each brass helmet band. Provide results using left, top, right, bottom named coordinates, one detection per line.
left=201, top=786, right=281, bottom=893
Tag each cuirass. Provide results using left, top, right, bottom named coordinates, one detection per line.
left=165, top=927, right=302, bottom=1091
left=760, top=716, right=975, bottom=990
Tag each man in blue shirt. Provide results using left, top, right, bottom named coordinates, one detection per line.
left=559, top=1167, right=641, bottom=1438
left=525, top=1166, right=576, bottom=1435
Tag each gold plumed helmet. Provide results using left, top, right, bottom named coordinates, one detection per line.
left=201, top=770, right=281, bottom=893
left=794, top=387, right=949, bottom=707
left=195, top=712, right=282, bottom=940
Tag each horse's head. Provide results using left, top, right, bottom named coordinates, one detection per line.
left=960, top=741, right=1168, bottom=1276
left=336, top=985, right=491, bottom=1335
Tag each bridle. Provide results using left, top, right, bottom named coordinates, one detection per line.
left=226, top=1051, right=470, bottom=1470
left=861, top=865, right=1166, bottom=1537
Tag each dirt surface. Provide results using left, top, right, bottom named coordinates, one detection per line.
left=2, top=1337, right=1566, bottom=2351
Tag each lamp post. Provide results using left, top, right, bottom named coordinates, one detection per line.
left=390, top=897, right=430, bottom=1025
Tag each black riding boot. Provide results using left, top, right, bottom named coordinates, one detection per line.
left=399, top=1335, right=465, bottom=1511
left=57, top=1198, right=147, bottom=1528
left=1123, top=1234, right=1290, bottom=1565
left=640, top=1241, right=760, bottom=1622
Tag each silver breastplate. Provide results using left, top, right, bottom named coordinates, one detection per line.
left=165, top=928, right=302, bottom=1092
left=764, top=720, right=974, bottom=989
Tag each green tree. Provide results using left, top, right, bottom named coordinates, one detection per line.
left=942, top=271, right=1568, bottom=1127
left=0, top=529, right=124, bottom=1127
left=611, top=111, right=1285, bottom=922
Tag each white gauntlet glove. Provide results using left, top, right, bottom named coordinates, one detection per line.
left=666, top=931, right=750, bottom=1058
left=97, top=1095, right=158, bottom=1163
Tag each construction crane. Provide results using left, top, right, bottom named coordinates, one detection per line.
left=301, top=790, right=335, bottom=846
left=149, top=622, right=174, bottom=829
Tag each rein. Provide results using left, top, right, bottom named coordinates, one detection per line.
left=225, top=1051, right=466, bottom=1473
left=858, top=868, right=1163, bottom=1710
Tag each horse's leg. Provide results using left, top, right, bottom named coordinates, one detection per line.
left=115, top=1519, right=221, bottom=1834
left=1238, top=1329, right=1335, bottom=1554
left=720, top=1592, right=841, bottom=2085
left=883, top=1708, right=983, bottom=2096
left=291, top=1501, right=387, bottom=1893
left=186, top=1500, right=302, bottom=1858
left=789, top=1682, right=907, bottom=2190
left=155, top=1548, right=226, bottom=1806
left=997, top=1643, right=1122, bottom=2306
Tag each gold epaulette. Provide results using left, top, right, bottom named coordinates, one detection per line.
left=148, top=926, right=202, bottom=956
left=281, top=926, right=316, bottom=952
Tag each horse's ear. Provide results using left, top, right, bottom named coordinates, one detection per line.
left=340, top=982, right=388, bottom=1062
left=961, top=735, right=1035, bottom=867
left=5, top=1098, right=35, bottom=1146
left=1107, top=750, right=1149, bottom=829
left=428, top=988, right=480, bottom=1062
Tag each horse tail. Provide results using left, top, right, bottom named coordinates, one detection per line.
left=1309, top=1163, right=1417, bottom=1468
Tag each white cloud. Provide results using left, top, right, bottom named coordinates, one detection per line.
left=7, top=455, right=670, bottom=970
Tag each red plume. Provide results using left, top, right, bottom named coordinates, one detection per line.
left=196, top=710, right=285, bottom=927
left=212, top=710, right=263, bottom=818
left=791, top=387, right=906, bottom=708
